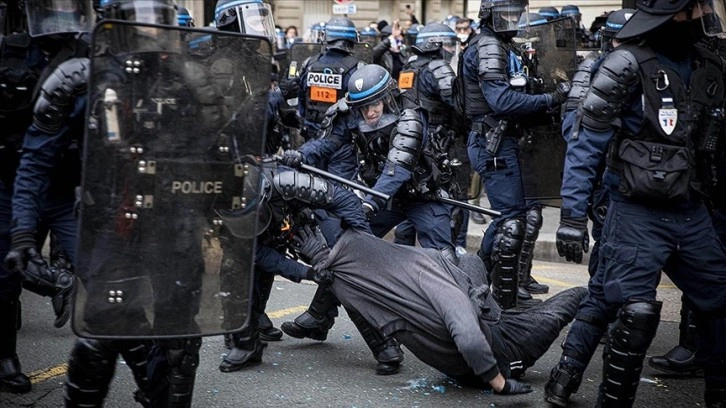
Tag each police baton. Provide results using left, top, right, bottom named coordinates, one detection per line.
left=433, top=196, right=501, bottom=217
left=297, top=162, right=390, bottom=202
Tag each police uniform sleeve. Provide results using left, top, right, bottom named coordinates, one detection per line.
left=560, top=49, right=639, bottom=219
left=364, top=109, right=424, bottom=210
left=425, top=60, right=456, bottom=107
left=256, top=244, right=309, bottom=282
left=475, top=36, right=552, bottom=115
left=12, top=58, right=89, bottom=234
left=298, top=100, right=352, bottom=167
left=273, top=169, right=371, bottom=234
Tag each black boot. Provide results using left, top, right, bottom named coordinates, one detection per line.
left=516, top=287, right=542, bottom=308
left=256, top=274, right=283, bottom=341
left=521, top=276, right=549, bottom=294
left=545, top=362, right=583, bottom=407
left=0, top=300, right=30, bottom=394
left=648, top=302, right=702, bottom=375
left=346, top=306, right=404, bottom=375
left=375, top=338, right=404, bottom=376
left=281, top=285, right=337, bottom=341
left=219, top=333, right=267, bottom=372
left=258, top=313, right=283, bottom=342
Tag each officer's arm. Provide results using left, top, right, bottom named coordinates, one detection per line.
left=256, top=244, right=309, bottom=282
left=476, top=36, right=551, bottom=115
left=364, top=109, right=424, bottom=210
left=420, top=274, right=501, bottom=382
left=298, top=101, right=352, bottom=168
left=561, top=49, right=640, bottom=219
left=183, top=60, right=225, bottom=129
left=12, top=58, right=89, bottom=234
left=424, top=60, right=456, bottom=108
left=272, top=170, right=372, bottom=234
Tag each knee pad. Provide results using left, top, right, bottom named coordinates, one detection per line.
left=490, top=218, right=524, bottom=309
left=518, top=206, right=542, bottom=278
left=600, top=299, right=662, bottom=407
left=64, top=339, right=119, bottom=407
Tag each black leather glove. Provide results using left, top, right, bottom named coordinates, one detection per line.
left=293, top=225, right=330, bottom=268
left=279, top=76, right=301, bottom=100
left=556, top=216, right=589, bottom=264
left=4, top=231, right=39, bottom=277
left=362, top=201, right=376, bottom=222
left=549, top=81, right=572, bottom=106
left=280, top=149, right=304, bottom=168
left=496, top=379, right=533, bottom=395
left=305, top=267, right=334, bottom=286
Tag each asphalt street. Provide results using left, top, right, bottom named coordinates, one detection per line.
left=1, top=258, right=704, bottom=408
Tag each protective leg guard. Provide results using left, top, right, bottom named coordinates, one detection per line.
left=648, top=300, right=702, bottom=375
left=0, top=300, right=30, bottom=394
left=490, top=218, right=525, bottom=310
left=64, top=339, right=119, bottom=407
left=148, top=338, right=202, bottom=407
left=118, top=340, right=151, bottom=406
left=598, top=299, right=662, bottom=408
left=256, top=274, right=283, bottom=342
left=345, top=306, right=404, bottom=375
left=281, top=285, right=338, bottom=341
left=518, top=206, right=549, bottom=294
left=219, top=332, right=267, bottom=373
left=545, top=359, right=586, bottom=407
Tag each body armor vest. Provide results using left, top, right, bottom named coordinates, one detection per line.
left=463, top=32, right=497, bottom=118
left=609, top=44, right=724, bottom=202
left=399, top=57, right=448, bottom=125
left=304, top=53, right=359, bottom=124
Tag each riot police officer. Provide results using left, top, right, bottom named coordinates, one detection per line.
left=395, top=22, right=466, bottom=249
left=0, top=0, right=91, bottom=395
left=297, top=16, right=364, bottom=179
left=462, top=0, right=569, bottom=310
left=545, top=1, right=726, bottom=407
left=538, top=6, right=560, bottom=21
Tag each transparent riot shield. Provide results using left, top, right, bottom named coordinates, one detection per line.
left=74, top=21, right=271, bottom=339
left=288, top=42, right=323, bottom=77
left=515, top=17, right=577, bottom=206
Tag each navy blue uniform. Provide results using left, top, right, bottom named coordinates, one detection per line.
left=547, top=42, right=726, bottom=407
left=462, top=28, right=555, bottom=263
left=298, top=50, right=362, bottom=180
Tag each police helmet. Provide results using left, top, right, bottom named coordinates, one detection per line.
left=25, top=0, right=92, bottom=38
left=215, top=162, right=273, bottom=238
left=310, top=21, right=326, bottom=43
left=538, top=6, right=559, bottom=20
left=560, top=5, right=581, bottom=19
left=345, top=64, right=400, bottom=130
left=404, top=23, right=422, bottom=46
left=600, top=8, right=634, bottom=50
left=615, top=0, right=724, bottom=40
left=323, top=16, right=358, bottom=53
left=97, top=0, right=177, bottom=25
left=177, top=6, right=194, bottom=27
left=412, top=23, right=458, bottom=54
left=214, top=0, right=276, bottom=45
left=479, top=0, right=529, bottom=34
left=359, top=26, right=379, bottom=45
